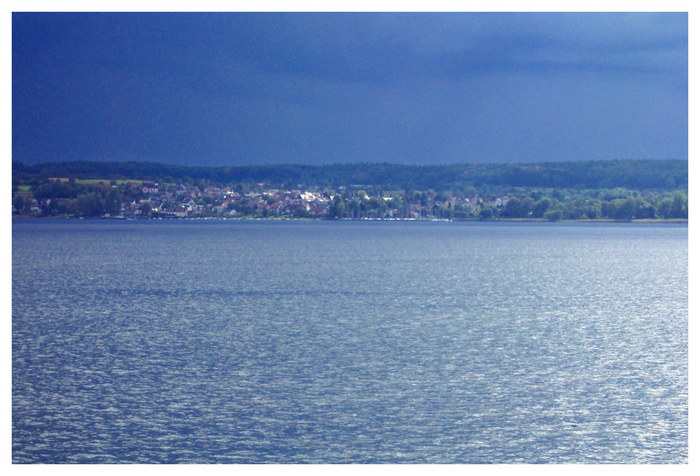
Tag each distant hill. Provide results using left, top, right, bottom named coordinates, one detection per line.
left=12, top=159, right=688, bottom=192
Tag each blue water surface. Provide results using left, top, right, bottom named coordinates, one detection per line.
left=12, top=219, right=688, bottom=463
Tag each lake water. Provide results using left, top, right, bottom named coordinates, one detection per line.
left=12, top=219, right=688, bottom=463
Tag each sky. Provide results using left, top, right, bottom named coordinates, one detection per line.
left=12, top=12, right=688, bottom=167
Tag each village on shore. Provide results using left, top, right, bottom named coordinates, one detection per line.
left=12, top=176, right=689, bottom=222
left=14, top=179, right=505, bottom=220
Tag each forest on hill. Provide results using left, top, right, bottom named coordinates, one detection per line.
left=12, top=159, right=687, bottom=193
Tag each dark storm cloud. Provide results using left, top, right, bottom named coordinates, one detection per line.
left=12, top=12, right=687, bottom=166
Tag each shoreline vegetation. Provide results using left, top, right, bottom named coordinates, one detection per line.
left=12, top=159, right=688, bottom=222
left=10, top=215, right=688, bottom=224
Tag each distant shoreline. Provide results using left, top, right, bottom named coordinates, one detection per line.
left=11, top=215, right=688, bottom=224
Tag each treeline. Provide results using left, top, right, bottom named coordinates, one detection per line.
left=12, top=159, right=688, bottom=192
left=326, top=188, right=688, bottom=221
left=12, top=179, right=145, bottom=217
left=475, top=192, right=688, bottom=221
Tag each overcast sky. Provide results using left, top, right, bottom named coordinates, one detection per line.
left=12, top=12, right=688, bottom=167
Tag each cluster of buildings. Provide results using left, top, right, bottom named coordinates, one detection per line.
left=12, top=177, right=518, bottom=220
left=123, top=181, right=503, bottom=220
left=127, top=182, right=332, bottom=218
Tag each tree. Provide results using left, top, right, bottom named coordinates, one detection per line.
left=582, top=201, right=602, bottom=219
left=501, top=197, right=533, bottom=218
left=347, top=199, right=361, bottom=219
left=328, top=196, right=345, bottom=219
left=612, top=198, right=637, bottom=221
left=532, top=198, right=551, bottom=218
left=478, top=206, right=494, bottom=220
left=520, top=197, right=534, bottom=218
left=500, top=198, right=522, bottom=218
left=33, top=180, right=79, bottom=201
left=104, top=188, right=122, bottom=216
left=544, top=208, right=563, bottom=221
left=636, top=201, right=656, bottom=219
left=293, top=206, right=310, bottom=218
left=138, top=201, right=153, bottom=217
left=367, top=197, right=387, bottom=218
left=41, top=198, right=59, bottom=216
left=13, top=195, right=27, bottom=214
left=601, top=201, right=617, bottom=219
left=671, top=192, right=688, bottom=219
left=75, top=193, right=103, bottom=217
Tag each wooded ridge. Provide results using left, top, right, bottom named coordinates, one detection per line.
left=12, top=159, right=688, bottom=192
